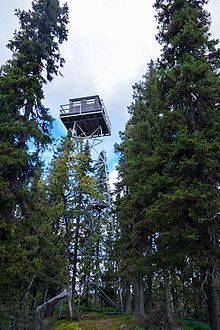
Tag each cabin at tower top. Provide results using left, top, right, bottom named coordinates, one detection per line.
left=60, top=95, right=111, bottom=137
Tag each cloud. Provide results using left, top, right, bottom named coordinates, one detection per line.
left=109, top=165, right=119, bottom=192
left=206, top=1, right=220, bottom=39
left=60, top=0, right=160, bottom=99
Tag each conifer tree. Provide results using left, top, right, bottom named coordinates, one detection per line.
left=0, top=0, right=69, bottom=220
left=0, top=162, right=67, bottom=328
left=47, top=132, right=101, bottom=319
left=152, top=1, right=220, bottom=328
left=116, top=62, right=162, bottom=318
left=0, top=0, right=69, bottom=326
left=116, top=1, right=220, bottom=328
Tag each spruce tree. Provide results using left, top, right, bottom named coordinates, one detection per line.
left=0, top=0, right=69, bottom=221
left=116, top=62, right=162, bottom=318
left=0, top=0, right=69, bottom=326
left=151, top=1, right=220, bottom=328
left=116, top=1, right=220, bottom=328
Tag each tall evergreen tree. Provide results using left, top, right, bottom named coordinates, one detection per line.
left=0, top=0, right=69, bottom=220
left=116, top=62, right=162, bottom=318
left=152, top=1, right=220, bottom=328
left=116, top=1, right=220, bottom=328
left=0, top=0, right=69, bottom=326
left=0, top=161, right=67, bottom=328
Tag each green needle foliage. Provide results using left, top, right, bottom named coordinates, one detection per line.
left=46, top=132, right=110, bottom=319
left=0, top=0, right=69, bottom=327
left=0, top=0, right=69, bottom=221
left=116, top=1, right=220, bottom=328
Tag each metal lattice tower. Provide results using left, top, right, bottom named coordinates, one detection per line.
left=60, top=94, right=111, bottom=208
left=59, top=95, right=120, bottom=310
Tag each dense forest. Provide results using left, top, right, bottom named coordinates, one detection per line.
left=0, top=0, right=219, bottom=330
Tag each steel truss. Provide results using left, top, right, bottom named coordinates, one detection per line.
left=69, top=121, right=121, bottom=310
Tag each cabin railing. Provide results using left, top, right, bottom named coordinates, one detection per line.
left=60, top=99, right=111, bottom=132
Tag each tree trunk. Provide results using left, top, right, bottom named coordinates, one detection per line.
left=133, top=277, right=140, bottom=315
left=71, top=222, right=79, bottom=320
left=124, top=282, right=132, bottom=314
left=94, top=239, right=100, bottom=308
left=146, top=235, right=153, bottom=314
left=118, top=281, right=124, bottom=312
left=206, top=272, right=220, bottom=330
left=69, top=194, right=82, bottom=320
left=139, top=276, right=145, bottom=316
left=58, top=300, right=64, bottom=320
left=82, top=274, right=90, bottom=306
left=34, top=290, right=68, bottom=330
left=133, top=276, right=145, bottom=316
left=146, top=275, right=153, bottom=314
left=94, top=283, right=99, bottom=307
left=67, top=293, right=73, bottom=321
left=164, top=270, right=175, bottom=330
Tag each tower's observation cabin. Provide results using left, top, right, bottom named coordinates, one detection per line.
left=60, top=95, right=111, bottom=137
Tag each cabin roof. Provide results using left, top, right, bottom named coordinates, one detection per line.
left=60, top=95, right=111, bottom=137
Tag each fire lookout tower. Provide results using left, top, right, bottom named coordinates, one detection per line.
left=60, top=94, right=111, bottom=209
left=58, top=96, right=121, bottom=312
left=60, top=95, right=111, bottom=137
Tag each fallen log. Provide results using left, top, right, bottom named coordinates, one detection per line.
left=34, top=289, right=69, bottom=330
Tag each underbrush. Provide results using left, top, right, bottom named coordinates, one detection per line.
left=42, top=313, right=144, bottom=330
left=180, top=318, right=210, bottom=330
left=42, top=306, right=211, bottom=330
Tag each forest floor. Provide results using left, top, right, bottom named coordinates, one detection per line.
left=42, top=311, right=211, bottom=330
left=42, top=312, right=143, bottom=330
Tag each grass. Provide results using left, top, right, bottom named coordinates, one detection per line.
left=42, top=310, right=211, bottom=330
left=42, top=313, right=145, bottom=330
left=180, top=318, right=210, bottom=330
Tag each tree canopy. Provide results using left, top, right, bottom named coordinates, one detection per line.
left=116, top=0, right=220, bottom=329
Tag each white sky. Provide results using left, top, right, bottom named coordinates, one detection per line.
left=1, top=0, right=220, bottom=187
